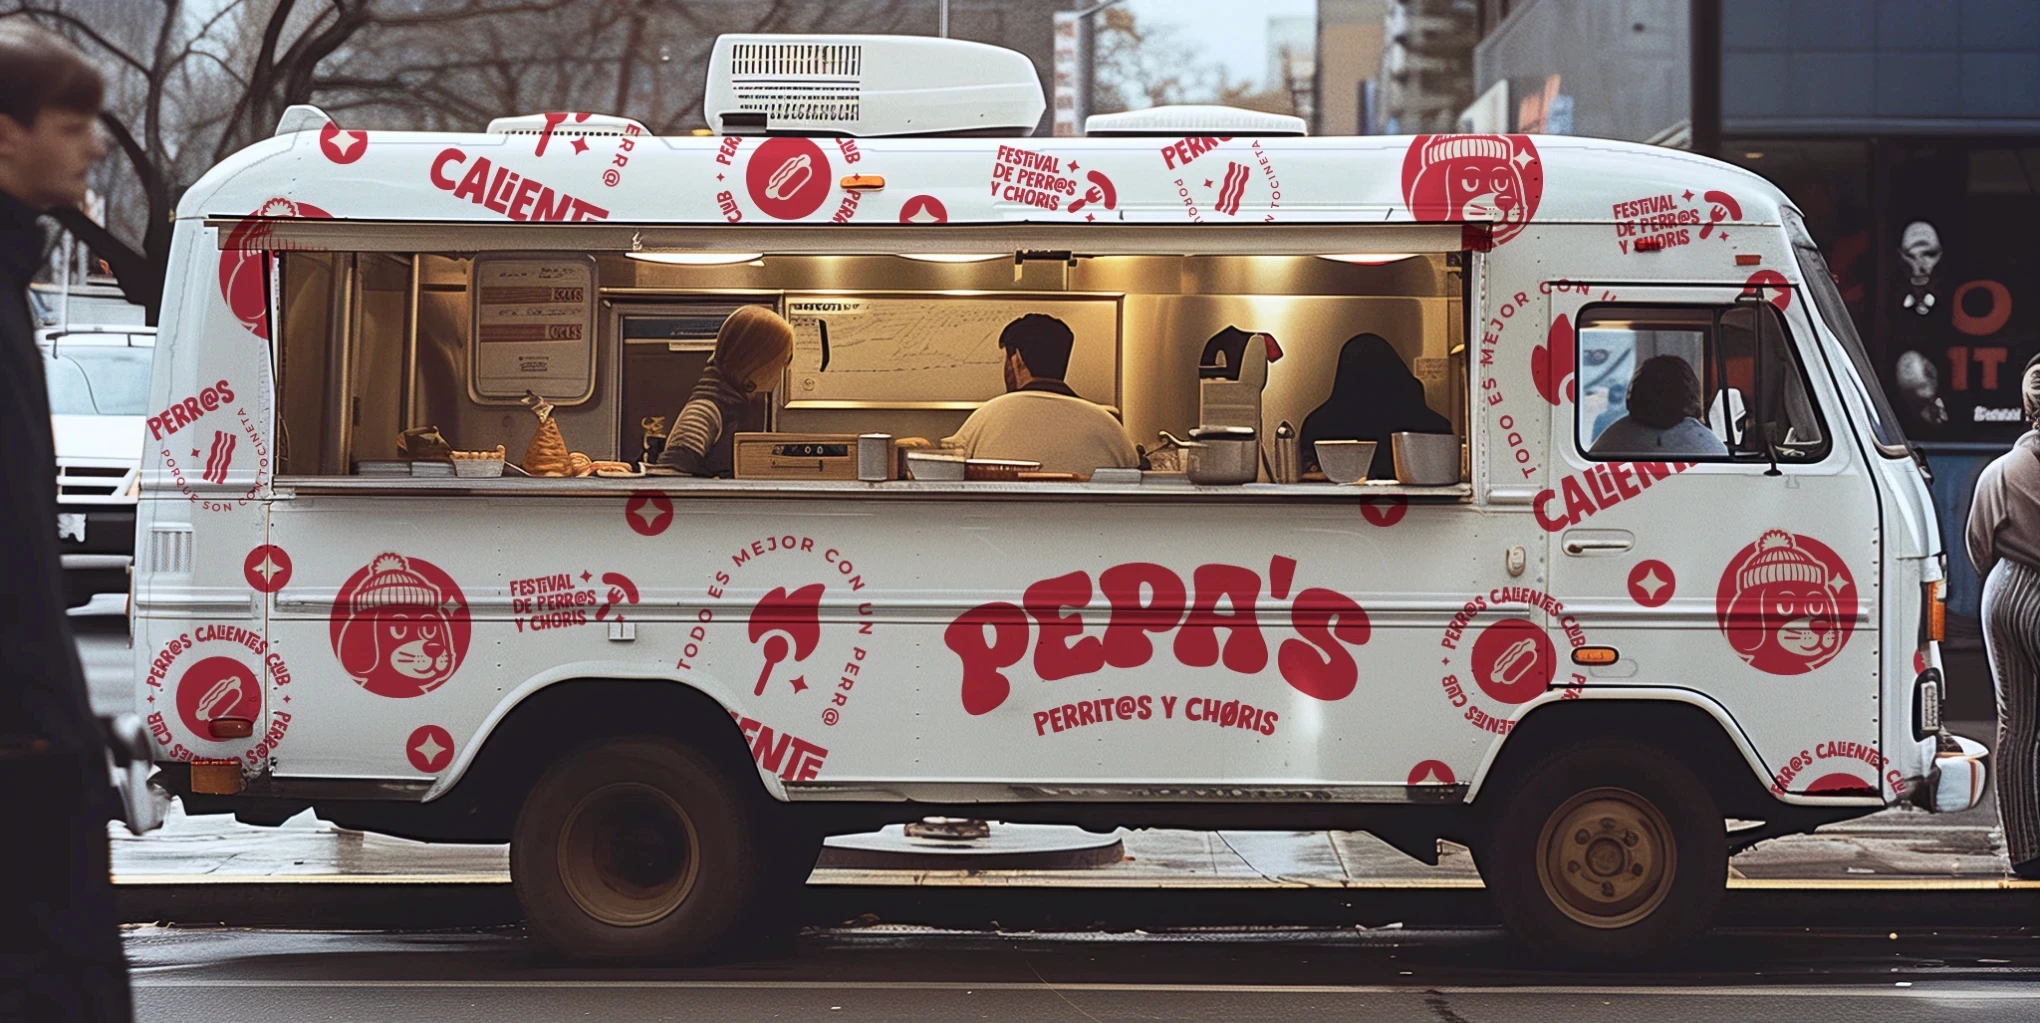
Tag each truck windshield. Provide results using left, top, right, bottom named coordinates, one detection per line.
left=1784, top=210, right=1910, bottom=458
left=44, top=343, right=153, bottom=416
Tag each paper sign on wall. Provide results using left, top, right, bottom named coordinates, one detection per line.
left=471, top=255, right=596, bottom=402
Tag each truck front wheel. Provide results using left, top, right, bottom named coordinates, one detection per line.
left=512, top=737, right=760, bottom=960
left=1479, top=741, right=1727, bottom=965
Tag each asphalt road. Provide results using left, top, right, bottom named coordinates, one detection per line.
left=126, top=924, right=2040, bottom=1022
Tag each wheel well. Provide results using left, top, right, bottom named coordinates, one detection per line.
left=1476, top=699, right=1777, bottom=821
left=321, top=679, right=762, bottom=843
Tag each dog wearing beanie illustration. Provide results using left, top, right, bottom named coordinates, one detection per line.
left=332, top=553, right=470, bottom=698
left=1400, top=134, right=1543, bottom=246
left=1716, top=530, right=1857, bottom=676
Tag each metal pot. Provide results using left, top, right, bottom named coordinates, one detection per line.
left=1184, top=426, right=1259, bottom=485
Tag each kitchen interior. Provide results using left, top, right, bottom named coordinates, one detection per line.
left=273, top=249, right=1469, bottom=492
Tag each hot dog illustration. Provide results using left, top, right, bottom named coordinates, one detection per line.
left=1491, top=636, right=1542, bottom=689
left=198, top=673, right=248, bottom=722
left=765, top=153, right=814, bottom=201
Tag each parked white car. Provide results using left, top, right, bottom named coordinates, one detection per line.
left=43, top=325, right=153, bottom=609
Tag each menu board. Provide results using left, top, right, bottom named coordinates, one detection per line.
left=470, top=255, right=597, bottom=403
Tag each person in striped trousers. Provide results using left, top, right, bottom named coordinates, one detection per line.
left=1968, top=354, right=2040, bottom=880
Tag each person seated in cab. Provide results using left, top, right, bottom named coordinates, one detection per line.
left=1588, top=354, right=1730, bottom=459
left=937, top=313, right=1138, bottom=475
left=655, top=305, right=794, bottom=476
left=1298, top=332, right=1453, bottom=481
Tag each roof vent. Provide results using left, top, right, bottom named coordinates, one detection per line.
left=486, top=112, right=649, bottom=136
left=704, top=34, right=1044, bottom=137
left=1083, top=105, right=1307, bottom=138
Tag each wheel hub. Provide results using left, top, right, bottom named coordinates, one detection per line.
left=1537, top=789, right=1674, bottom=929
left=558, top=782, right=699, bottom=928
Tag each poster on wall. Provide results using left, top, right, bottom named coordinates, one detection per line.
left=470, top=255, right=597, bottom=404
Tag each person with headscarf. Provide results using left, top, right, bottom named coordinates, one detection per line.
left=1588, top=355, right=1730, bottom=459
left=1299, top=332, right=1452, bottom=480
left=655, top=306, right=795, bottom=476
left=1967, top=353, right=2040, bottom=880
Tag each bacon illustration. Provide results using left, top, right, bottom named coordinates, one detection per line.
left=765, top=154, right=814, bottom=201
left=1215, top=161, right=1249, bottom=216
left=203, top=430, right=236, bottom=485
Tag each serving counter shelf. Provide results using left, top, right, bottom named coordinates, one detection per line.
left=273, top=475, right=1474, bottom=504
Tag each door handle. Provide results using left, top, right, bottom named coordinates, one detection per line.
left=1562, top=531, right=1635, bottom=556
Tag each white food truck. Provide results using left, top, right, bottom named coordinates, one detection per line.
left=132, top=34, right=1987, bottom=963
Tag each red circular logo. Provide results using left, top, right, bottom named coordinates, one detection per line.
left=244, top=545, right=293, bottom=593
left=318, top=121, right=367, bottom=164
left=899, top=194, right=948, bottom=224
left=1401, top=134, right=1543, bottom=246
left=406, top=725, right=455, bottom=773
left=219, top=198, right=333, bottom=339
left=330, top=553, right=472, bottom=698
left=1741, top=269, right=1791, bottom=311
left=1359, top=495, right=1408, bottom=528
left=746, top=137, right=831, bottom=220
left=176, top=655, right=262, bottom=739
left=626, top=490, right=673, bottom=536
left=1469, top=617, right=1556, bottom=705
left=1407, top=759, right=1456, bottom=785
left=1804, top=772, right=1874, bottom=795
left=1716, top=530, right=1857, bottom=676
left=1627, top=559, right=1675, bottom=608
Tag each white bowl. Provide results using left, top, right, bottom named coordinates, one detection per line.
left=1313, top=440, right=1376, bottom=484
left=1393, top=432, right=1461, bottom=485
left=905, top=450, right=967, bottom=481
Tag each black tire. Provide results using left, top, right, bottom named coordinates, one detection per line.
left=1478, top=740, right=1726, bottom=966
left=512, top=736, right=761, bottom=961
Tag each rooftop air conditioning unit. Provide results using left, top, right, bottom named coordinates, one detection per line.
left=1083, top=105, right=1307, bottom=138
left=703, top=34, right=1044, bottom=137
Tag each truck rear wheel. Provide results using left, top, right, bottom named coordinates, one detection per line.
left=512, top=737, right=760, bottom=961
left=1479, top=740, right=1726, bottom=966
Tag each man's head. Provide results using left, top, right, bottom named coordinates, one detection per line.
left=998, top=314, right=1074, bottom=391
left=0, top=21, right=106, bottom=209
left=1625, top=354, right=1704, bottom=430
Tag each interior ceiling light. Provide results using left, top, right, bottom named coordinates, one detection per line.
left=1315, top=253, right=1418, bottom=265
left=901, top=253, right=1006, bottom=263
left=627, top=252, right=763, bottom=265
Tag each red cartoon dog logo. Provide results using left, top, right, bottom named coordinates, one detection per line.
left=1716, top=531, right=1857, bottom=676
left=748, top=583, right=824, bottom=695
left=1400, top=134, right=1544, bottom=245
left=331, top=553, right=471, bottom=698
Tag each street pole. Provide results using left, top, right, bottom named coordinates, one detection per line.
left=1690, top=0, right=1721, bottom=156
left=1072, top=0, right=1125, bottom=131
left=938, top=0, right=949, bottom=38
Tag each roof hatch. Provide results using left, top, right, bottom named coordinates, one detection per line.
left=703, top=34, right=1044, bottom=137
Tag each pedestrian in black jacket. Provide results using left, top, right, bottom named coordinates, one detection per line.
left=0, top=20, right=129, bottom=1023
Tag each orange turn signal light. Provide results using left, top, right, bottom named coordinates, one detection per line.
left=1735, top=253, right=1762, bottom=266
left=1928, top=581, right=1946, bottom=643
left=1571, top=646, right=1619, bottom=666
left=840, top=174, right=886, bottom=191
left=208, top=716, right=255, bottom=739
left=189, top=758, right=245, bottom=795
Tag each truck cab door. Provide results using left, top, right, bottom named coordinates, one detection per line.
left=1541, top=281, right=1886, bottom=799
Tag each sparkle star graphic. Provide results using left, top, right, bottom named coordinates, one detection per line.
left=1085, top=213, right=1095, bottom=222
left=1068, top=160, right=1080, bottom=171
left=1511, top=150, right=1534, bottom=169
left=1626, top=560, right=1676, bottom=607
left=330, top=130, right=360, bottom=155
left=580, top=570, right=593, bottom=583
left=790, top=675, right=809, bottom=693
left=413, top=734, right=446, bottom=765
left=1634, top=568, right=1668, bottom=600
left=1204, top=179, right=1214, bottom=188
left=570, top=137, right=589, bottom=154
left=625, top=491, right=673, bottom=536
left=253, top=555, right=283, bottom=583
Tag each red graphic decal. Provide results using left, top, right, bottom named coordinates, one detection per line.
left=428, top=147, right=609, bottom=222
left=597, top=573, right=639, bottom=621
left=1470, top=618, right=1556, bottom=705
left=1213, top=161, right=1250, bottom=216
left=1401, top=135, right=1543, bottom=246
left=317, top=121, right=366, bottom=164
left=244, top=545, right=293, bottom=593
left=1772, top=740, right=1901, bottom=796
left=533, top=111, right=591, bottom=157
left=405, top=725, right=455, bottom=773
left=1700, top=190, right=1741, bottom=240
left=1533, top=313, right=1577, bottom=405
left=732, top=711, right=829, bottom=782
left=148, top=379, right=235, bottom=441
left=1716, top=531, right=1858, bottom=676
left=746, top=136, right=830, bottom=220
left=1742, top=269, right=1791, bottom=310
left=1067, top=169, right=1117, bottom=215
left=331, top=553, right=472, bottom=698
left=219, top=199, right=332, bottom=339
left=946, top=559, right=1371, bottom=715
left=1627, top=559, right=1675, bottom=608
left=1535, top=461, right=1699, bottom=532
left=1161, top=136, right=1231, bottom=169
left=1804, top=772, right=1875, bottom=795
left=1359, top=495, right=1409, bottom=528
left=625, top=490, right=672, bottom=536
left=899, top=194, right=948, bottom=223
left=176, top=655, right=261, bottom=739
left=201, top=430, right=236, bottom=485
left=1913, top=649, right=1928, bottom=675
left=509, top=570, right=637, bottom=632
left=1408, top=760, right=1456, bottom=785
left=750, top=583, right=826, bottom=695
